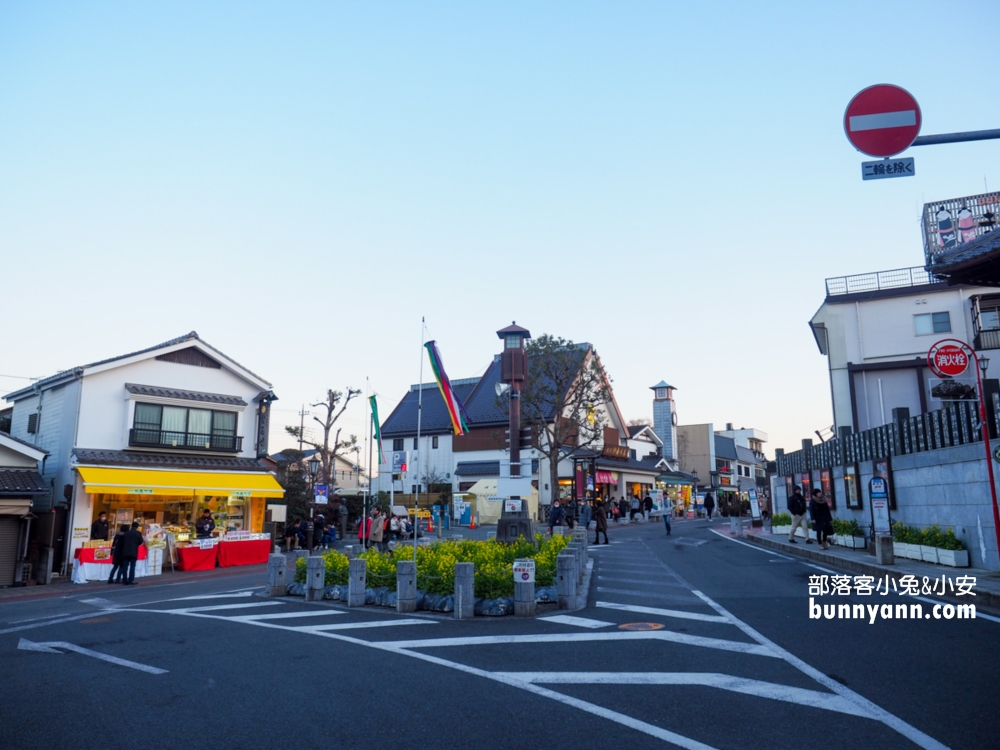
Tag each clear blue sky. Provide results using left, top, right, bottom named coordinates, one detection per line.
left=2, top=1, right=999, bottom=459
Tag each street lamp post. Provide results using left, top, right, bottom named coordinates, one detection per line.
left=973, top=355, right=1000, bottom=562
left=306, top=457, right=320, bottom=551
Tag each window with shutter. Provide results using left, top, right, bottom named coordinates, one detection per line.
left=26, top=413, right=38, bottom=434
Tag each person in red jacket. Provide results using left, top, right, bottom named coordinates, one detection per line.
left=358, top=512, right=372, bottom=548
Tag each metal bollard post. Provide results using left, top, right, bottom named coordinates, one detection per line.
left=454, top=562, right=475, bottom=620
left=347, top=558, right=367, bottom=607
left=397, top=560, right=417, bottom=613
left=265, top=553, right=286, bottom=596
left=556, top=551, right=578, bottom=610
left=514, top=558, right=536, bottom=617
left=305, top=556, right=325, bottom=602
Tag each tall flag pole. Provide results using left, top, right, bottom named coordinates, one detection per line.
left=369, top=395, right=384, bottom=467
left=424, top=340, right=471, bottom=435
left=415, top=318, right=425, bottom=562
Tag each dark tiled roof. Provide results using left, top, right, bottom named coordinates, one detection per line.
left=929, top=228, right=1000, bottom=273
left=739, top=477, right=758, bottom=491
left=5, top=331, right=271, bottom=401
left=714, top=435, right=738, bottom=461
left=628, top=425, right=652, bottom=437
left=73, top=449, right=270, bottom=472
left=735, top=446, right=765, bottom=465
left=455, top=461, right=500, bottom=476
left=0, top=431, right=49, bottom=455
left=379, top=381, right=479, bottom=436
left=0, top=469, right=48, bottom=495
left=381, top=345, right=591, bottom=437
left=658, top=470, right=698, bottom=484
left=125, top=383, right=247, bottom=406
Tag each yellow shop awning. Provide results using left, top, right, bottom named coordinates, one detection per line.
left=77, top=467, right=285, bottom=498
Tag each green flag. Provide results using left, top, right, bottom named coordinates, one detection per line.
left=370, top=395, right=384, bottom=466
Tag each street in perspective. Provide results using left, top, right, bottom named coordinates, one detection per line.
left=2, top=3, right=1000, bottom=749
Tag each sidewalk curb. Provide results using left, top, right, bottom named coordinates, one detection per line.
left=743, top=534, right=1000, bottom=613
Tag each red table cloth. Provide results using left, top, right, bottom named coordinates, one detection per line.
left=75, top=546, right=147, bottom=564
left=176, top=544, right=218, bottom=571
left=217, top=539, right=271, bottom=568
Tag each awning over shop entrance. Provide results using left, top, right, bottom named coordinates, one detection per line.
left=595, top=471, right=616, bottom=484
left=77, top=467, right=285, bottom=498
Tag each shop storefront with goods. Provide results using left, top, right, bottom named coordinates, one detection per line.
left=70, top=466, right=282, bottom=581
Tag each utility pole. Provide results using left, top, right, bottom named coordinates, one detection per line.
left=297, top=405, right=308, bottom=452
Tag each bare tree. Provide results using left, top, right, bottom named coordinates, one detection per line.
left=285, top=388, right=361, bottom=491
left=517, top=335, right=612, bottom=509
left=628, top=418, right=652, bottom=427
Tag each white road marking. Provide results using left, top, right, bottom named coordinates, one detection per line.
left=597, top=562, right=664, bottom=569
left=230, top=610, right=348, bottom=622
left=378, top=630, right=777, bottom=657
left=596, top=575, right=686, bottom=588
left=18, top=638, right=168, bottom=675
left=80, top=598, right=122, bottom=608
left=709, top=529, right=793, bottom=559
left=849, top=110, right=917, bottom=132
left=538, top=615, right=614, bottom=629
left=167, top=602, right=284, bottom=614
left=804, top=563, right=838, bottom=575
left=913, top=596, right=1000, bottom=624
left=671, top=538, right=708, bottom=547
left=596, top=587, right=697, bottom=603
left=166, top=592, right=256, bottom=601
left=8, top=612, right=88, bottom=625
left=295, top=619, right=434, bottom=633
left=596, top=601, right=729, bottom=624
left=691, top=590, right=947, bottom=750
left=493, top=672, right=870, bottom=718
left=0, top=613, right=104, bottom=635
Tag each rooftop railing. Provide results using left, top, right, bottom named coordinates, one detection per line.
left=825, top=266, right=939, bottom=297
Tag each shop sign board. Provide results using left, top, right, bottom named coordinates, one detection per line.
left=922, top=190, right=1000, bottom=262
left=73, top=527, right=89, bottom=539
left=513, top=559, right=535, bottom=583
left=748, top=489, right=761, bottom=520
left=844, top=84, right=921, bottom=158
left=128, top=488, right=154, bottom=495
left=869, top=477, right=891, bottom=534
left=486, top=495, right=504, bottom=503
left=314, top=484, right=328, bottom=505
left=230, top=490, right=252, bottom=498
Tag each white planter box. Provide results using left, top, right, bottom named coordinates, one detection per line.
left=920, top=545, right=939, bottom=564
left=846, top=536, right=866, bottom=549
left=832, top=534, right=847, bottom=547
left=773, top=525, right=791, bottom=536
left=894, top=542, right=916, bottom=559
left=937, top=549, right=969, bottom=567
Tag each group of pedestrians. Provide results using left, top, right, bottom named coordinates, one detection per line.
left=786, top=484, right=835, bottom=550
left=107, top=522, right=145, bottom=585
left=357, top=508, right=415, bottom=552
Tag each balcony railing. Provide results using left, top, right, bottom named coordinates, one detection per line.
left=825, top=266, right=938, bottom=297
left=129, top=428, right=242, bottom=452
left=974, top=329, right=1000, bottom=351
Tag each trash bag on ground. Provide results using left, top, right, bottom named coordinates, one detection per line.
left=323, top=584, right=348, bottom=600
left=535, top=585, right=558, bottom=603
left=475, top=596, right=514, bottom=616
left=420, top=592, right=454, bottom=612
left=286, top=582, right=306, bottom=596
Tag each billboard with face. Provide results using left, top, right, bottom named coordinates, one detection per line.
left=923, top=190, right=1000, bottom=264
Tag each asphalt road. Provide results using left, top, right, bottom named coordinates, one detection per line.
left=2, top=518, right=997, bottom=750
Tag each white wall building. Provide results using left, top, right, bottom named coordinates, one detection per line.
left=809, top=266, right=1000, bottom=435
left=3, top=332, right=284, bottom=574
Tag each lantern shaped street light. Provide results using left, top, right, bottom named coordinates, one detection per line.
left=308, top=457, right=320, bottom=478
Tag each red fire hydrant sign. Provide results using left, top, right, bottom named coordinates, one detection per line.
left=927, top=339, right=972, bottom=378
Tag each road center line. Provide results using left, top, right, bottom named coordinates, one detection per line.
left=804, top=563, right=839, bottom=575
left=708, top=529, right=794, bottom=559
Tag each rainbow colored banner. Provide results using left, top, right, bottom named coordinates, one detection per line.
left=424, top=340, right=471, bottom=436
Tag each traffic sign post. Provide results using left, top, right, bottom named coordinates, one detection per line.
left=844, top=84, right=922, bottom=158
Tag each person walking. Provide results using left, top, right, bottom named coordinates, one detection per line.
left=809, top=488, right=834, bottom=550
left=357, top=511, right=372, bottom=548
left=629, top=495, right=640, bottom=521
left=593, top=500, right=609, bottom=544
left=642, top=494, right=653, bottom=523
left=337, top=501, right=349, bottom=541
left=369, top=508, right=385, bottom=552
left=107, top=524, right=128, bottom=584
left=663, top=504, right=672, bottom=536
left=90, top=511, right=110, bottom=542
left=787, top=485, right=812, bottom=544
left=579, top=499, right=593, bottom=531
left=547, top=500, right=565, bottom=535
left=703, top=493, right=715, bottom=521
left=611, top=500, right=620, bottom=524
left=618, top=497, right=628, bottom=522
left=120, top=521, right=145, bottom=585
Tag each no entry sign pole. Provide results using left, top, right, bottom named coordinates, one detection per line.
left=929, top=339, right=1000, bottom=563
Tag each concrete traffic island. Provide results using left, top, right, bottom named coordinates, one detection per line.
left=269, top=543, right=594, bottom=619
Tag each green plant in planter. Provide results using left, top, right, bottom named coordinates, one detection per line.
left=922, top=524, right=945, bottom=549
left=293, top=549, right=351, bottom=585
left=892, top=522, right=907, bottom=542
left=904, top=525, right=924, bottom=545
left=941, top=527, right=965, bottom=550
left=771, top=513, right=791, bottom=527
left=847, top=519, right=862, bottom=537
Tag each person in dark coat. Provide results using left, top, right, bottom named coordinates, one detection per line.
left=703, top=493, right=715, bottom=520
left=809, top=488, right=834, bottom=550
left=593, top=500, right=609, bottom=544
left=107, top=524, right=128, bottom=584
left=618, top=497, right=628, bottom=522
left=547, top=500, right=565, bottom=535
left=90, top=511, right=109, bottom=541
left=120, top=522, right=145, bottom=585
left=196, top=509, right=216, bottom=538
left=787, top=485, right=811, bottom=544
left=642, top=494, right=653, bottom=522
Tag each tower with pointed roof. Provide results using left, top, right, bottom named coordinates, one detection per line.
left=651, top=381, right=678, bottom=462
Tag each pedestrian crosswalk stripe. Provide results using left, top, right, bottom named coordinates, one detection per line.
left=231, top=610, right=348, bottom=621
left=294, top=619, right=434, bottom=633
left=490, top=672, right=871, bottom=718
left=596, top=587, right=697, bottom=604
left=538, top=615, right=614, bottom=629
left=166, top=592, right=256, bottom=602
left=596, top=601, right=729, bottom=624
left=596, top=575, right=686, bottom=588
left=167, top=602, right=285, bottom=613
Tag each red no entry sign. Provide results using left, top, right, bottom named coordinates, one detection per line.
left=928, top=340, right=972, bottom=378
left=844, top=84, right=922, bottom=158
